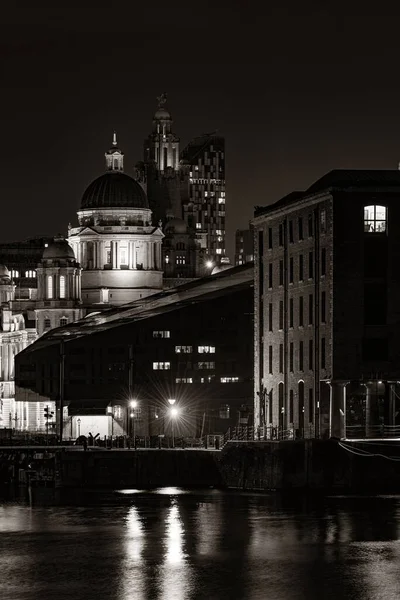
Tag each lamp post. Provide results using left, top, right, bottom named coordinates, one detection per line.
left=168, top=399, right=177, bottom=448
left=77, top=418, right=81, bottom=438
left=130, top=400, right=138, bottom=448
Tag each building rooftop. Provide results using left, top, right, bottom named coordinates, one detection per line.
left=254, top=169, right=400, bottom=218
left=19, top=262, right=254, bottom=353
left=180, top=133, right=224, bottom=163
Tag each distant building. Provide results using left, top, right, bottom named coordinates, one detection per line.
left=68, top=134, right=164, bottom=306
left=15, top=264, right=253, bottom=439
left=253, top=169, right=400, bottom=441
left=235, top=225, right=254, bottom=266
left=181, top=133, right=226, bottom=269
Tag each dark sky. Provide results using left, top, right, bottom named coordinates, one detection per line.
left=2, top=2, right=400, bottom=258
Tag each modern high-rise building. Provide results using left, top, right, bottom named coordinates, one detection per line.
left=235, top=225, right=254, bottom=266
left=253, top=169, right=400, bottom=441
left=181, top=134, right=226, bottom=268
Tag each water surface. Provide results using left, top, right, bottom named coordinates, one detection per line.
left=0, top=488, right=399, bottom=600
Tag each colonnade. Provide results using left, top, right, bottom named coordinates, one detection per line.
left=75, top=240, right=162, bottom=271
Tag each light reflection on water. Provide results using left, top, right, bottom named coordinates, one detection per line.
left=1, top=490, right=400, bottom=599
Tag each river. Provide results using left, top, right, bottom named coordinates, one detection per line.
left=0, top=488, right=399, bottom=599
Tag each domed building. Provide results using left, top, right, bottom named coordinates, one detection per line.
left=35, top=237, right=83, bottom=335
left=68, top=134, right=164, bottom=306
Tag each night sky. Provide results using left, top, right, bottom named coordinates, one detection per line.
left=2, top=3, right=400, bottom=258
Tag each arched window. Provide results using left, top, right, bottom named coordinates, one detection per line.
left=298, top=381, right=305, bottom=437
left=278, top=382, right=285, bottom=434
left=47, top=275, right=53, bottom=299
left=364, top=205, right=387, bottom=233
left=60, top=317, right=68, bottom=327
left=176, top=242, right=185, bottom=251
left=59, top=275, right=66, bottom=299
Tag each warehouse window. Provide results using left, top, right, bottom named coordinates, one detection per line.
left=364, top=205, right=387, bottom=233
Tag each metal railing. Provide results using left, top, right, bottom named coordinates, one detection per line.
left=346, top=424, right=400, bottom=439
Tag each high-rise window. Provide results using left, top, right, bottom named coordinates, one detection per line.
left=279, top=344, right=283, bottom=373
left=279, top=301, right=284, bottom=330
left=44, top=318, right=51, bottom=329
left=47, top=276, right=53, bottom=299
left=309, top=339, right=313, bottom=370
left=321, top=337, right=326, bottom=369
left=299, top=341, right=304, bottom=371
left=320, top=209, right=326, bottom=233
left=299, top=254, right=304, bottom=281
left=269, top=390, right=273, bottom=423
left=309, top=294, right=313, bottom=325
left=289, top=342, right=293, bottom=372
left=269, top=346, right=273, bottom=374
left=289, top=220, right=294, bottom=243
left=321, top=291, right=326, bottom=323
left=279, top=224, right=283, bottom=246
left=153, top=362, right=170, bottom=370
left=299, top=296, right=304, bottom=326
left=268, top=303, right=273, bottom=332
left=59, top=275, right=66, bottom=299
left=268, top=263, right=273, bottom=288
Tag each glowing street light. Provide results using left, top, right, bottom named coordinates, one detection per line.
left=170, top=405, right=179, bottom=448
left=168, top=398, right=176, bottom=406
left=206, top=260, right=213, bottom=269
left=130, top=399, right=138, bottom=447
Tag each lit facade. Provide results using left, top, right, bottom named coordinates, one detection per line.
left=253, top=170, right=400, bottom=440
left=181, top=134, right=226, bottom=268
left=68, top=136, right=164, bottom=306
left=235, top=225, right=254, bottom=266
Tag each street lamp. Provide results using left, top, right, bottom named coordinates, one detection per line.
left=77, top=418, right=81, bottom=438
left=130, top=400, right=138, bottom=447
left=170, top=405, right=179, bottom=448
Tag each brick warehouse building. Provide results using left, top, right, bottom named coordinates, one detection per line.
left=15, top=264, right=253, bottom=440
left=253, top=170, right=400, bottom=440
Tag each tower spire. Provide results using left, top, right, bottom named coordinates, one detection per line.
left=105, top=132, right=124, bottom=172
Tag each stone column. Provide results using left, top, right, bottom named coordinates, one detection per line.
left=133, top=243, right=137, bottom=269
left=329, top=381, right=348, bottom=439
left=4, top=345, right=9, bottom=382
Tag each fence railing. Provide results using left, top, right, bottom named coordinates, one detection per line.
left=345, top=424, right=400, bottom=439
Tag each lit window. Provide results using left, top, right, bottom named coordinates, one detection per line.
left=216, top=249, right=222, bottom=255
left=175, top=346, right=192, bottom=353
left=47, top=275, right=53, bottom=299
left=197, top=361, right=215, bottom=369
left=153, top=331, right=170, bottom=338
left=198, top=346, right=215, bottom=353
left=216, top=229, right=222, bottom=235
left=196, top=223, right=202, bottom=229
left=59, top=275, right=66, bottom=298
left=220, top=377, right=239, bottom=383
left=176, top=377, right=193, bottom=383
left=176, top=256, right=186, bottom=265
left=165, top=255, right=170, bottom=264
left=364, top=205, right=387, bottom=233
left=153, top=362, right=171, bottom=370
left=218, top=197, right=225, bottom=204
left=44, top=318, right=51, bottom=329
left=60, top=317, right=68, bottom=327
left=11, top=270, right=19, bottom=278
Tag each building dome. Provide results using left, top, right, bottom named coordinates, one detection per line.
left=164, top=218, right=188, bottom=234
left=81, top=172, right=149, bottom=210
left=43, top=239, right=76, bottom=261
left=0, top=265, right=10, bottom=280
left=154, top=108, right=171, bottom=121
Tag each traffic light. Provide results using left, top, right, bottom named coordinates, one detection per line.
left=44, top=406, right=54, bottom=420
